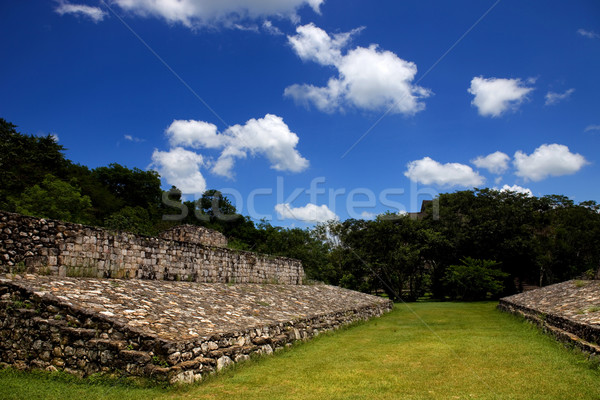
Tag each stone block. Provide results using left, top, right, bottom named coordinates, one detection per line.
left=216, top=355, right=232, bottom=371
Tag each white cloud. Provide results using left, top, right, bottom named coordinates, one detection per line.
left=262, top=20, right=283, bottom=35
left=51, top=134, right=60, bottom=142
left=149, top=147, right=207, bottom=193
left=545, top=88, right=575, bottom=106
left=124, top=134, right=145, bottom=143
left=55, top=1, right=107, bottom=22
left=513, top=144, right=588, bottom=181
left=468, top=76, right=534, bottom=117
left=584, top=125, right=600, bottom=133
left=232, top=23, right=259, bottom=33
left=404, top=157, right=485, bottom=188
left=287, top=23, right=360, bottom=66
left=578, top=29, right=600, bottom=39
left=360, top=211, right=376, bottom=220
left=165, top=114, right=309, bottom=178
left=166, top=120, right=223, bottom=148
left=284, top=79, right=345, bottom=113
left=275, top=203, right=338, bottom=223
left=285, top=24, right=431, bottom=115
left=471, top=151, right=510, bottom=175
left=216, top=114, right=309, bottom=177
left=112, top=0, right=324, bottom=28
left=500, top=184, right=532, bottom=197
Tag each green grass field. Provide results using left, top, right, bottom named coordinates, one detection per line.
left=1, top=302, right=599, bottom=400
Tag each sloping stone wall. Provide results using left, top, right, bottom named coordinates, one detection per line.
left=0, top=275, right=393, bottom=383
left=498, top=280, right=600, bottom=356
left=0, top=211, right=303, bottom=285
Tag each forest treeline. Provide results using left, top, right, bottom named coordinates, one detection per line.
left=2, top=118, right=599, bottom=300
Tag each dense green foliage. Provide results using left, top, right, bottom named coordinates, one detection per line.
left=326, top=189, right=600, bottom=300
left=10, top=174, right=93, bottom=224
left=0, top=119, right=70, bottom=211
left=0, top=119, right=163, bottom=227
left=1, top=118, right=599, bottom=299
left=442, top=257, right=508, bottom=301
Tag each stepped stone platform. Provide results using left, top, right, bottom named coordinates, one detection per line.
left=0, top=274, right=392, bottom=383
left=498, top=280, right=600, bottom=356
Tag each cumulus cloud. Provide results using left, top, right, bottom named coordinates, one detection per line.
left=468, top=76, right=534, bottom=117
left=166, top=120, right=223, bottom=149
left=112, top=0, right=324, bottom=28
left=578, top=29, right=600, bottom=39
left=166, top=114, right=309, bottom=178
left=500, top=184, right=532, bottom=197
left=285, top=24, right=431, bottom=115
left=513, top=144, right=588, bottom=181
left=150, top=147, right=207, bottom=193
left=471, top=151, right=510, bottom=175
left=275, top=203, right=338, bottom=223
left=545, top=88, right=575, bottom=106
left=404, top=157, right=485, bottom=188
left=584, top=125, right=600, bottom=133
left=287, top=23, right=360, bottom=66
left=55, top=1, right=107, bottom=22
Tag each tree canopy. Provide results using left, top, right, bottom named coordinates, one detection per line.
left=324, top=189, right=600, bottom=300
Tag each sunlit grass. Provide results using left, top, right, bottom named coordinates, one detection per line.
left=1, top=302, right=599, bottom=400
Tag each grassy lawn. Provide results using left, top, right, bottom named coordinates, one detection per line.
left=1, top=302, right=599, bottom=400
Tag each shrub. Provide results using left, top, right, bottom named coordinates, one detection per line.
left=442, top=257, right=509, bottom=301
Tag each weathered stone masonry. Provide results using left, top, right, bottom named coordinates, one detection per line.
left=0, top=211, right=394, bottom=383
left=498, top=280, right=600, bottom=356
left=159, top=225, right=228, bottom=248
left=0, top=276, right=393, bottom=383
left=0, top=211, right=302, bottom=285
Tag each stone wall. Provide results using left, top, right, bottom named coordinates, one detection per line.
left=498, top=280, right=600, bottom=356
left=159, top=225, right=228, bottom=248
left=0, top=276, right=393, bottom=383
left=0, top=211, right=303, bottom=285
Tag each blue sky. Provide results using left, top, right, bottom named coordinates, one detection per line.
left=1, top=0, right=599, bottom=226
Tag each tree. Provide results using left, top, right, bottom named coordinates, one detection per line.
left=423, top=189, right=541, bottom=295
left=0, top=119, right=69, bottom=210
left=251, top=221, right=332, bottom=283
left=10, top=174, right=93, bottom=224
left=92, top=163, right=162, bottom=210
left=196, top=190, right=239, bottom=223
left=534, top=198, right=600, bottom=284
left=65, top=163, right=125, bottom=224
left=442, top=257, right=508, bottom=301
left=327, top=216, right=432, bottom=301
left=104, top=206, right=155, bottom=236
left=325, top=188, right=600, bottom=300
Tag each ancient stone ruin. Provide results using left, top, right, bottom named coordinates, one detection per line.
left=0, top=211, right=393, bottom=383
left=0, top=211, right=302, bottom=284
left=499, top=280, right=600, bottom=357
left=158, top=224, right=228, bottom=248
